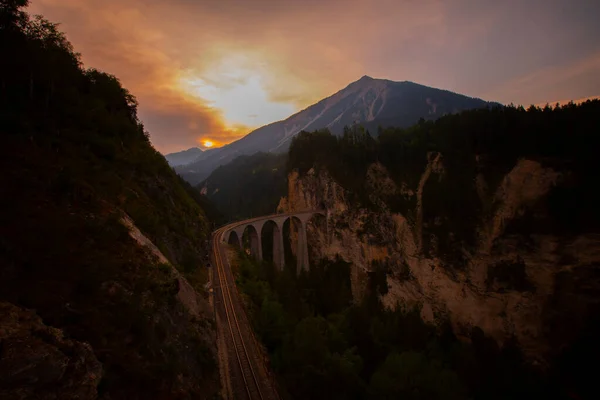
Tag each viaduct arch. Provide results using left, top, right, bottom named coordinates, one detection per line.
left=223, top=210, right=326, bottom=272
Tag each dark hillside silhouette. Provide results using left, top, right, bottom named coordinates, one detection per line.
left=0, top=1, right=219, bottom=398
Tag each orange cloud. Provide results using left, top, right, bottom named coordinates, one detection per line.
left=29, top=0, right=266, bottom=153
left=28, top=0, right=453, bottom=153
left=28, top=0, right=600, bottom=153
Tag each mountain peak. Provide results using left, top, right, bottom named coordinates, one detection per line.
left=359, top=75, right=373, bottom=81
left=346, top=75, right=377, bottom=90
left=176, top=77, right=498, bottom=183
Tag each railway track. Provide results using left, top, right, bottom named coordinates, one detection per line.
left=213, top=226, right=276, bottom=400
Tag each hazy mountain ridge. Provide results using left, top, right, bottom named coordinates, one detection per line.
left=177, top=76, right=499, bottom=185
left=164, top=146, right=204, bottom=166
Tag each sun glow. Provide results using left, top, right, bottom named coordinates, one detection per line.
left=203, top=140, right=214, bottom=148
left=177, top=54, right=296, bottom=128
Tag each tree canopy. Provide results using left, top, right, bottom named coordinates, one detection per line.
left=236, top=253, right=561, bottom=400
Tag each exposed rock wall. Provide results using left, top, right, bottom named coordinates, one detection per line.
left=278, top=160, right=600, bottom=365
left=0, top=302, right=102, bottom=399
left=121, top=215, right=213, bottom=319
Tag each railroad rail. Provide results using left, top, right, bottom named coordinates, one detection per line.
left=212, top=225, right=278, bottom=400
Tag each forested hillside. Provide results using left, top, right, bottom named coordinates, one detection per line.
left=275, top=101, right=600, bottom=399
left=237, top=251, right=558, bottom=400
left=288, top=102, right=600, bottom=242
left=0, top=1, right=218, bottom=398
left=200, top=152, right=287, bottom=221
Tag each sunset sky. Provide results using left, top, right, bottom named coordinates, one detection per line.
left=29, top=0, right=600, bottom=153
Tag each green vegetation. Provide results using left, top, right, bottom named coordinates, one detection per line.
left=288, top=102, right=600, bottom=266
left=201, top=152, right=287, bottom=221
left=0, top=1, right=218, bottom=397
left=236, top=253, right=559, bottom=399
left=288, top=126, right=378, bottom=210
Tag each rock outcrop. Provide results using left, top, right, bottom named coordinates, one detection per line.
left=0, top=302, right=102, bottom=399
left=278, top=159, right=600, bottom=365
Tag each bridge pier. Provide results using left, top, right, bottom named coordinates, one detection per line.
left=273, top=224, right=285, bottom=270
left=247, top=227, right=261, bottom=260
left=296, top=222, right=309, bottom=273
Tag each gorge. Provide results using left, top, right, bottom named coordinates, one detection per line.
left=2, top=1, right=599, bottom=398
left=213, top=102, right=600, bottom=399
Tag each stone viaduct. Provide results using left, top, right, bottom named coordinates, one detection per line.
left=222, top=210, right=326, bottom=271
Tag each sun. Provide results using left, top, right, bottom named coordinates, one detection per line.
left=203, top=140, right=214, bottom=148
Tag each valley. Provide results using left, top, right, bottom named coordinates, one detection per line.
left=2, top=1, right=599, bottom=399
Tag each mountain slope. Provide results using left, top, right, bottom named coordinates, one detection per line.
left=200, top=152, right=288, bottom=221
left=177, top=76, right=499, bottom=184
left=165, top=146, right=204, bottom=166
left=0, top=5, right=218, bottom=398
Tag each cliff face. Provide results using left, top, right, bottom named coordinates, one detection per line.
left=278, top=159, right=600, bottom=365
